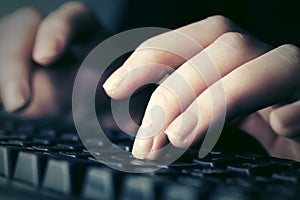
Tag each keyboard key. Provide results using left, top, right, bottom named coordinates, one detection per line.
left=0, top=139, right=24, bottom=146
left=120, top=175, right=156, bottom=200
left=184, top=168, right=237, bottom=179
left=0, top=146, right=18, bottom=177
left=161, top=183, right=201, bottom=200
left=13, top=151, right=47, bottom=186
left=0, top=135, right=28, bottom=141
left=193, top=154, right=238, bottom=168
left=60, top=132, right=80, bottom=143
left=56, top=143, right=84, bottom=151
left=59, top=151, right=92, bottom=160
left=42, top=158, right=86, bottom=195
left=209, top=185, right=249, bottom=200
left=270, top=157, right=300, bottom=169
left=272, top=170, right=300, bottom=183
left=15, top=125, right=35, bottom=135
left=227, top=160, right=285, bottom=176
left=81, top=167, right=120, bottom=200
left=36, top=129, right=57, bottom=138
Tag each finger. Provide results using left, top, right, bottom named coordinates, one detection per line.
left=0, top=7, right=42, bottom=112
left=166, top=44, right=300, bottom=149
left=132, top=32, right=271, bottom=159
left=33, top=1, right=96, bottom=65
left=103, top=15, right=243, bottom=99
left=270, top=100, right=300, bottom=136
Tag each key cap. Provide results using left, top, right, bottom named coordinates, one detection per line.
left=59, top=151, right=92, bottom=160
left=60, top=132, right=80, bottom=143
left=13, top=151, right=47, bottom=186
left=193, top=154, right=237, bottom=168
left=161, top=183, right=200, bottom=200
left=0, top=146, right=18, bottom=177
left=270, top=157, right=300, bottom=169
left=0, top=140, right=24, bottom=146
left=120, top=175, right=156, bottom=200
left=14, top=125, right=35, bottom=135
left=184, top=168, right=236, bottom=178
left=56, top=143, right=84, bottom=151
left=272, top=171, right=300, bottom=183
left=209, top=185, right=249, bottom=200
left=0, top=135, right=28, bottom=141
left=81, top=167, right=120, bottom=200
left=42, top=158, right=86, bottom=195
left=36, top=129, right=57, bottom=138
left=227, top=160, right=285, bottom=176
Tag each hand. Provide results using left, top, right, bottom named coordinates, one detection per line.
left=103, top=15, right=300, bottom=159
left=0, top=2, right=99, bottom=117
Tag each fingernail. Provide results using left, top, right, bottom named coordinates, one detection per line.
left=165, top=113, right=198, bottom=143
left=132, top=104, right=167, bottom=159
left=132, top=114, right=161, bottom=159
left=2, top=82, right=29, bottom=112
left=132, top=138, right=154, bottom=159
left=145, top=134, right=168, bottom=160
left=103, top=67, right=126, bottom=95
left=132, top=128, right=154, bottom=159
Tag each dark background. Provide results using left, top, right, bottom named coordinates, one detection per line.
left=1, top=0, right=299, bottom=46
left=121, top=0, right=300, bottom=46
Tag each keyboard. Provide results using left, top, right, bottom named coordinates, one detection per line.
left=1, top=115, right=300, bottom=200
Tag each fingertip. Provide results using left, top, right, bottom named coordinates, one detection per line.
left=132, top=138, right=153, bottom=160
left=102, top=81, right=116, bottom=98
left=102, top=66, right=128, bottom=99
left=33, top=39, right=64, bottom=66
left=33, top=19, right=68, bottom=65
left=1, top=81, right=30, bottom=112
left=132, top=126, right=154, bottom=159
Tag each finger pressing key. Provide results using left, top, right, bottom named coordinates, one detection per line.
left=132, top=32, right=270, bottom=159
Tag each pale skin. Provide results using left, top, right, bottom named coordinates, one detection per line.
left=1, top=2, right=300, bottom=160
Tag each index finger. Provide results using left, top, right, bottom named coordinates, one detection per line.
left=103, top=16, right=243, bottom=98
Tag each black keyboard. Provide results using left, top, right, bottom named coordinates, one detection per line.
left=1, top=116, right=300, bottom=200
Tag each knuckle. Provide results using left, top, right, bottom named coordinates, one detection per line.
left=276, top=44, right=300, bottom=72
left=151, top=86, right=177, bottom=107
left=216, top=32, right=249, bottom=51
left=152, top=87, right=171, bottom=103
left=169, top=138, right=189, bottom=148
left=206, top=15, right=235, bottom=33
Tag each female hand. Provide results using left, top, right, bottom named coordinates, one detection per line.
left=0, top=1, right=98, bottom=116
left=103, top=15, right=300, bottom=159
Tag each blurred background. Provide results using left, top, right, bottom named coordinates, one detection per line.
left=1, top=0, right=300, bottom=46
